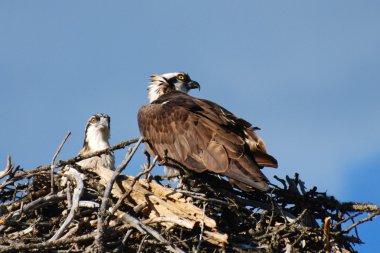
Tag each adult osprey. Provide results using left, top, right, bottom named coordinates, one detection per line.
left=138, top=72, right=277, bottom=191
left=76, top=113, right=115, bottom=171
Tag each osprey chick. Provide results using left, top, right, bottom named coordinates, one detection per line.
left=138, top=72, right=277, bottom=191
left=77, top=113, right=115, bottom=171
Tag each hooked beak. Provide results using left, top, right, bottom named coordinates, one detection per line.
left=99, top=117, right=110, bottom=130
left=187, top=80, right=201, bottom=91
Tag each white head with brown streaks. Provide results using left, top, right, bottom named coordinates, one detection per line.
left=147, top=72, right=200, bottom=102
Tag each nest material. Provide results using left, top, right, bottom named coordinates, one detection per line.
left=0, top=139, right=379, bottom=253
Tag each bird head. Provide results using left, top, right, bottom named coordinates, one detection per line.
left=83, top=113, right=111, bottom=152
left=147, top=72, right=200, bottom=102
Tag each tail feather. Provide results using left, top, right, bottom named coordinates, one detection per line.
left=224, top=156, right=270, bottom=191
left=253, top=151, right=278, bottom=168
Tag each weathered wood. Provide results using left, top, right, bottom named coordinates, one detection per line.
left=93, top=165, right=226, bottom=246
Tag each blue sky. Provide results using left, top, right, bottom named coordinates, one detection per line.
left=1, top=1, right=379, bottom=251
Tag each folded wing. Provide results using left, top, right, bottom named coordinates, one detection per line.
left=138, top=92, right=276, bottom=191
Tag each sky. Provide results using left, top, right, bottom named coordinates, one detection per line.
left=1, top=1, right=379, bottom=251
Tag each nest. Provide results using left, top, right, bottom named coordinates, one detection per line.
left=0, top=138, right=379, bottom=253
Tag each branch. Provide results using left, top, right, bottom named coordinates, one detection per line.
left=11, top=192, right=66, bottom=220
left=0, top=155, right=13, bottom=180
left=341, top=202, right=380, bottom=213
left=13, top=138, right=144, bottom=179
left=343, top=210, right=380, bottom=233
left=116, top=210, right=186, bottom=253
left=49, top=167, right=84, bottom=241
left=50, top=131, right=71, bottom=194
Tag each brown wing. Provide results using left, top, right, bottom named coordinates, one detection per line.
left=138, top=92, right=272, bottom=191
left=199, top=98, right=278, bottom=168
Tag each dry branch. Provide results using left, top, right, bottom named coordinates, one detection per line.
left=49, top=167, right=84, bottom=241
left=50, top=131, right=71, bottom=194
left=0, top=156, right=13, bottom=180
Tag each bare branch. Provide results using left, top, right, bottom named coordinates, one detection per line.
left=0, top=155, right=14, bottom=180
left=116, top=210, right=186, bottom=253
left=49, top=168, right=84, bottom=241
left=50, top=131, right=71, bottom=194
left=14, top=138, right=144, bottom=178
left=195, top=202, right=207, bottom=252
left=343, top=210, right=380, bottom=233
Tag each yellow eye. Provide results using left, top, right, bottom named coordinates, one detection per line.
left=177, top=74, right=186, bottom=81
left=90, top=117, right=98, bottom=124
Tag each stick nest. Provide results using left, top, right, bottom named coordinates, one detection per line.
left=0, top=139, right=379, bottom=253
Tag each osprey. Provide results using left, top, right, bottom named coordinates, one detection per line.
left=138, top=72, right=277, bottom=191
left=76, top=113, right=115, bottom=171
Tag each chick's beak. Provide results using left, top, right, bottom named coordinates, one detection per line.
left=99, top=117, right=109, bottom=130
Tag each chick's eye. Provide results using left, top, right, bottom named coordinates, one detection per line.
left=177, top=74, right=186, bottom=81
left=90, top=117, right=98, bottom=124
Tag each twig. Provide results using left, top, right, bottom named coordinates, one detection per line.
left=15, top=138, right=144, bottom=178
left=175, top=190, right=230, bottom=206
left=195, top=202, right=207, bottom=252
left=324, top=217, right=331, bottom=253
left=266, top=193, right=276, bottom=234
left=115, top=210, right=147, bottom=234
left=49, top=168, right=84, bottom=241
left=121, top=229, right=133, bottom=247
left=273, top=175, right=287, bottom=189
left=60, top=223, right=80, bottom=240
left=343, top=210, right=380, bottom=233
left=8, top=220, right=37, bottom=239
left=292, top=230, right=306, bottom=247
left=141, top=217, right=194, bottom=229
left=79, top=201, right=100, bottom=209
left=332, top=212, right=363, bottom=228
left=0, top=155, right=13, bottom=180
left=137, top=235, right=149, bottom=253
left=117, top=210, right=186, bottom=253
left=11, top=191, right=66, bottom=220
left=50, top=131, right=71, bottom=194
left=341, top=202, right=380, bottom=213
left=95, top=137, right=143, bottom=252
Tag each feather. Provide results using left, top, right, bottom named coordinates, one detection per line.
left=201, top=141, right=229, bottom=173
left=253, top=151, right=278, bottom=168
